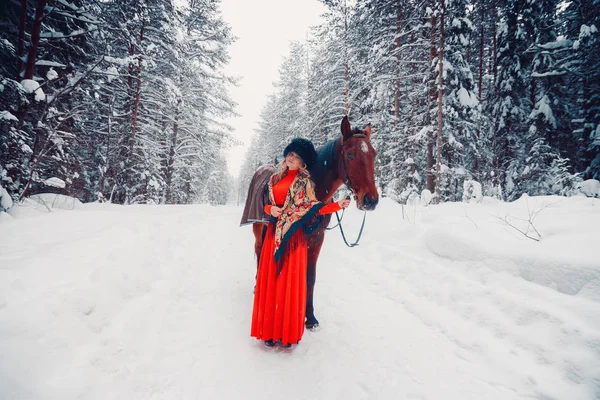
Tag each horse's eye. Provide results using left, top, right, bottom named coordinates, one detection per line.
left=347, top=153, right=354, bottom=160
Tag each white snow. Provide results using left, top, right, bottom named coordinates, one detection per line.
left=24, top=193, right=82, bottom=211
left=538, top=39, right=572, bottom=50
left=43, top=177, right=66, bottom=189
left=0, top=110, right=18, bottom=121
left=106, top=66, right=119, bottom=82
left=458, top=86, right=478, bottom=107
left=104, top=56, right=134, bottom=67
left=530, top=95, right=556, bottom=127
left=412, top=170, right=422, bottom=182
left=0, top=184, right=13, bottom=210
left=46, top=68, right=59, bottom=81
left=574, top=24, right=599, bottom=49
left=20, top=79, right=39, bottom=93
left=20, top=79, right=45, bottom=102
left=21, top=143, right=33, bottom=153
left=36, top=60, right=67, bottom=68
left=421, top=189, right=433, bottom=206
left=40, top=30, right=87, bottom=39
left=57, top=0, right=80, bottom=11
left=0, top=197, right=599, bottom=400
left=462, top=179, right=482, bottom=202
left=580, top=179, right=600, bottom=197
left=579, top=24, right=598, bottom=38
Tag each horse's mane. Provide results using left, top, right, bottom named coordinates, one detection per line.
left=309, top=130, right=364, bottom=182
left=309, top=138, right=340, bottom=184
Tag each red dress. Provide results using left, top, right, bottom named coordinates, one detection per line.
left=250, top=170, right=341, bottom=345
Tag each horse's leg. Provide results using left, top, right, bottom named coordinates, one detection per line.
left=252, top=223, right=267, bottom=277
left=306, top=222, right=328, bottom=329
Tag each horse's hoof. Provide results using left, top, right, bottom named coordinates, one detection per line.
left=305, top=320, right=319, bottom=330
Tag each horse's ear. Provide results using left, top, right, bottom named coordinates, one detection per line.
left=341, top=116, right=352, bottom=142
left=364, top=124, right=372, bottom=138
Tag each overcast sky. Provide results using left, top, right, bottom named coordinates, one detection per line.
left=220, top=0, right=326, bottom=178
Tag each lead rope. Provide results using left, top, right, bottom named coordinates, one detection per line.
left=334, top=209, right=366, bottom=247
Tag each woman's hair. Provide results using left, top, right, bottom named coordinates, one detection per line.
left=272, top=156, right=311, bottom=185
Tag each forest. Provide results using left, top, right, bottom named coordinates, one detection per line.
left=238, top=0, right=599, bottom=204
left=1, top=0, right=599, bottom=211
left=1, top=0, right=236, bottom=209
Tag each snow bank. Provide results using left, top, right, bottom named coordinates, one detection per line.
left=0, top=184, right=13, bottom=211
left=580, top=179, right=600, bottom=197
left=419, top=196, right=600, bottom=302
left=20, top=193, right=82, bottom=212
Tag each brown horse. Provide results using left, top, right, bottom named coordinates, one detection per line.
left=250, top=116, right=378, bottom=329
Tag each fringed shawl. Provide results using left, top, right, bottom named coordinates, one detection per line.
left=267, top=173, right=324, bottom=274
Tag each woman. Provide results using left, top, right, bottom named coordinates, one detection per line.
left=251, top=137, right=350, bottom=348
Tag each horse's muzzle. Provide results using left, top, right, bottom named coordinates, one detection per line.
left=360, top=194, right=379, bottom=210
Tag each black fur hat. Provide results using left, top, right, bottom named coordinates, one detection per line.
left=284, top=138, right=317, bottom=170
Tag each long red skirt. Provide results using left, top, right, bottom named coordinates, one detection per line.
left=251, top=224, right=307, bottom=345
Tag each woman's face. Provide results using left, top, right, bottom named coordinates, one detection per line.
left=285, top=151, right=304, bottom=170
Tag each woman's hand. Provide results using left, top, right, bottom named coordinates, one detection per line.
left=270, top=206, right=283, bottom=217
left=337, top=198, right=351, bottom=209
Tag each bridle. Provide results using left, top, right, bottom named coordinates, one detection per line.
left=325, top=133, right=369, bottom=247
left=340, top=133, right=367, bottom=196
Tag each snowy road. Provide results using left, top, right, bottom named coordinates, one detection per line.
left=1, top=197, right=599, bottom=399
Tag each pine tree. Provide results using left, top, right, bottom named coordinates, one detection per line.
left=563, top=0, right=600, bottom=180
left=436, top=0, right=480, bottom=201
left=490, top=0, right=531, bottom=199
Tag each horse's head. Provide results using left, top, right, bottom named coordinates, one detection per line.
left=339, top=117, right=379, bottom=211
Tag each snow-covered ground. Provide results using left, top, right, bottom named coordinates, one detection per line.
left=1, top=194, right=599, bottom=399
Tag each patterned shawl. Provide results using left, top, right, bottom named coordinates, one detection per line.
left=267, top=173, right=325, bottom=273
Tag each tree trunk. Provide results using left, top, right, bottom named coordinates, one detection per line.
left=394, top=3, right=401, bottom=130
left=165, top=103, right=180, bottom=204
left=475, top=5, right=485, bottom=180
left=344, top=0, right=349, bottom=116
left=130, top=20, right=145, bottom=156
left=320, top=120, right=324, bottom=146
left=435, top=0, right=445, bottom=203
left=130, top=56, right=142, bottom=156
left=426, top=4, right=438, bottom=193
left=23, top=0, right=46, bottom=80
left=16, top=0, right=28, bottom=81
left=492, top=15, right=498, bottom=90
left=99, top=98, right=113, bottom=198
left=18, top=0, right=48, bottom=199
left=123, top=20, right=145, bottom=204
left=306, top=44, right=311, bottom=130
left=410, top=30, right=417, bottom=178
left=492, top=10, right=500, bottom=193
left=410, top=96, right=415, bottom=176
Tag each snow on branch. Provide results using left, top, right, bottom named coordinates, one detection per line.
left=35, top=60, right=67, bottom=68
left=40, top=29, right=98, bottom=39
left=531, top=71, right=566, bottom=78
